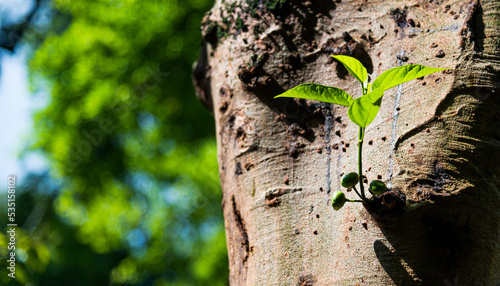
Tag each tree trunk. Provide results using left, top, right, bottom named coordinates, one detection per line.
left=194, top=0, right=500, bottom=284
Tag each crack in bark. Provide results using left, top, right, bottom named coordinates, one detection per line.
left=232, top=196, right=250, bottom=264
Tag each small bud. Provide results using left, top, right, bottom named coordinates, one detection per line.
left=341, top=172, right=359, bottom=188
left=369, top=180, right=387, bottom=195
left=331, top=191, right=347, bottom=210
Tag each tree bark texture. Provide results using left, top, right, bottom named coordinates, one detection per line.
left=194, top=0, right=500, bottom=285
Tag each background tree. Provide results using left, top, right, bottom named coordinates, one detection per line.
left=1, top=0, right=229, bottom=285
left=195, top=0, right=500, bottom=284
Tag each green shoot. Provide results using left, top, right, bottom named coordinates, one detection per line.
left=274, top=55, right=448, bottom=209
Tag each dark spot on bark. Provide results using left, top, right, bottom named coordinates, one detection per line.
left=443, top=4, right=451, bottom=13
left=238, top=65, right=256, bottom=84
left=335, top=116, right=342, bottom=123
left=397, top=54, right=408, bottom=62
left=396, top=106, right=401, bottom=111
left=362, top=221, right=368, bottom=230
left=316, top=147, right=322, bottom=154
left=435, top=50, right=445, bottom=58
left=313, top=230, right=318, bottom=235
left=368, top=140, right=373, bottom=145
left=237, top=52, right=270, bottom=88
left=297, top=274, right=316, bottom=286
left=235, top=162, right=243, bottom=175
left=284, top=177, right=290, bottom=185
left=442, top=69, right=453, bottom=74
left=430, top=42, right=438, bottom=48
left=219, top=101, right=228, bottom=113
left=342, top=31, right=353, bottom=42
left=288, top=122, right=308, bottom=136
left=342, top=147, right=346, bottom=153
left=426, top=128, right=431, bottom=133
left=382, top=136, right=387, bottom=141
left=435, top=77, right=442, bottom=83
left=335, top=130, right=341, bottom=137
left=294, top=229, right=300, bottom=235
left=332, top=143, right=339, bottom=150
left=244, top=162, right=254, bottom=171
left=390, top=8, right=408, bottom=29
left=377, top=174, right=382, bottom=179
left=231, top=196, right=250, bottom=263
left=407, top=18, right=415, bottom=27
left=220, top=85, right=233, bottom=98
left=288, top=141, right=305, bottom=158
left=316, top=214, right=320, bottom=218
left=345, top=142, right=350, bottom=148
left=236, top=127, right=246, bottom=140
left=410, top=143, right=415, bottom=148
left=319, top=187, right=324, bottom=192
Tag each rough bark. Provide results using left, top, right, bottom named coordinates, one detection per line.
left=194, top=0, right=500, bottom=285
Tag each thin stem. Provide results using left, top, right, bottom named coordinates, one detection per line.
left=352, top=186, right=362, bottom=200
left=347, top=199, right=363, bottom=203
left=358, top=82, right=367, bottom=202
left=358, top=127, right=366, bottom=201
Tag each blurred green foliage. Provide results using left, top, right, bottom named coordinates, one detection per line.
left=1, top=0, right=228, bottom=285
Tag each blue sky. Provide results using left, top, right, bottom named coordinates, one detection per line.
left=0, top=0, right=47, bottom=188
left=0, top=48, right=47, bottom=186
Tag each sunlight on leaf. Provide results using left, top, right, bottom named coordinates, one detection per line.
left=348, top=89, right=384, bottom=127
left=275, top=83, right=353, bottom=107
left=331, top=55, right=368, bottom=85
left=372, top=65, right=449, bottom=92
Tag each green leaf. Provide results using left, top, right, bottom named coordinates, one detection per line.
left=348, top=89, right=384, bottom=127
left=274, top=83, right=353, bottom=107
left=331, top=55, right=368, bottom=85
left=372, top=64, right=448, bottom=92
left=348, top=64, right=448, bottom=127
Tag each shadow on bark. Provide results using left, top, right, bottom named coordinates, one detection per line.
left=372, top=190, right=499, bottom=285
left=374, top=240, right=418, bottom=286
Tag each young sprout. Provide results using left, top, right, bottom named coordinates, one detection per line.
left=275, top=55, right=448, bottom=210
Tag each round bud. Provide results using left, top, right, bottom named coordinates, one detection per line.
left=369, top=180, right=387, bottom=195
left=331, top=191, right=347, bottom=211
left=341, top=172, right=359, bottom=188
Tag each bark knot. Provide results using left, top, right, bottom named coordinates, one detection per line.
left=265, top=187, right=303, bottom=206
